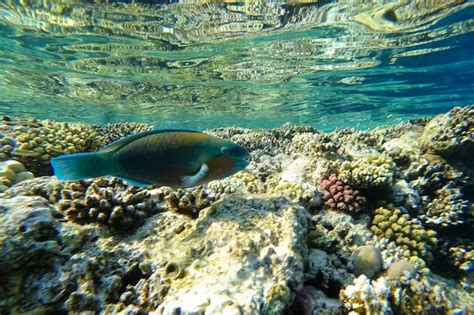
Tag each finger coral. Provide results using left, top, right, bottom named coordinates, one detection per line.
left=371, top=206, right=437, bottom=263
left=154, top=186, right=215, bottom=218
left=56, top=177, right=158, bottom=231
left=320, top=173, right=366, bottom=214
left=92, top=122, right=153, bottom=146
left=1, top=117, right=100, bottom=175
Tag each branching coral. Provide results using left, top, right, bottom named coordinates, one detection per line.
left=371, top=206, right=437, bottom=263
left=339, top=153, right=396, bottom=188
left=92, top=122, right=153, bottom=147
left=405, top=154, right=463, bottom=194
left=0, top=117, right=100, bottom=174
left=448, top=246, right=474, bottom=291
left=320, top=174, right=366, bottom=214
left=420, top=184, right=469, bottom=229
left=339, top=275, right=391, bottom=314
left=153, top=186, right=215, bottom=218
left=56, top=177, right=158, bottom=231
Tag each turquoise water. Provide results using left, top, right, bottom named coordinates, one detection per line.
left=0, top=1, right=473, bottom=130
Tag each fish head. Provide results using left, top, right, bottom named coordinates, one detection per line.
left=206, top=139, right=250, bottom=179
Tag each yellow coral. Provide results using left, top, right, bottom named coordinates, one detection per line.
left=231, top=171, right=265, bottom=193
left=339, top=153, right=395, bottom=188
left=272, top=181, right=318, bottom=208
left=371, top=206, right=437, bottom=263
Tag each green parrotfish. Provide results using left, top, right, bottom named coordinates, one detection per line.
left=51, top=129, right=250, bottom=188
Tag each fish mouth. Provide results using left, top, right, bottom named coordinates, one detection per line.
left=236, top=158, right=250, bottom=169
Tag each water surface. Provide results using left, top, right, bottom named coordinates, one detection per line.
left=0, top=1, right=473, bottom=130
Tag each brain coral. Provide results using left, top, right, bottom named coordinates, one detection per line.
left=420, top=105, right=473, bottom=157
left=0, top=160, right=33, bottom=192
left=338, top=153, right=396, bottom=188
left=320, top=173, right=366, bottom=213
left=371, top=206, right=437, bottom=263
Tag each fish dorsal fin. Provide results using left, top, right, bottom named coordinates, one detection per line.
left=100, top=128, right=202, bottom=153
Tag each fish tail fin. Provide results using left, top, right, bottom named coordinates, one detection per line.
left=51, top=152, right=112, bottom=180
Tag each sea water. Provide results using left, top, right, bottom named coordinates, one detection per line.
left=0, top=1, right=472, bottom=130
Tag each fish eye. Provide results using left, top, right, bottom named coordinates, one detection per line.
left=221, top=147, right=230, bottom=155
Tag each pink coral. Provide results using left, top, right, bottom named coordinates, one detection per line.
left=320, top=173, right=366, bottom=213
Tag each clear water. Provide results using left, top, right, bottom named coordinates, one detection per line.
left=0, top=1, right=473, bottom=131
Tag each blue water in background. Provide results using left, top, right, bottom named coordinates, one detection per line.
left=0, top=1, right=472, bottom=131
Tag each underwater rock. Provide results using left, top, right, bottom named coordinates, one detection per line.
left=420, top=105, right=474, bottom=159
left=320, top=173, right=366, bottom=214
left=0, top=196, right=61, bottom=273
left=142, top=195, right=309, bottom=314
left=352, top=245, right=383, bottom=279
left=305, top=249, right=353, bottom=297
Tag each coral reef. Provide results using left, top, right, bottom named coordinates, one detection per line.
left=340, top=275, right=391, bottom=314
left=55, top=177, right=159, bottom=231
left=371, top=205, right=437, bottom=263
left=0, top=116, right=100, bottom=174
left=339, top=153, right=396, bottom=188
left=320, top=173, right=366, bottom=214
left=420, top=105, right=473, bottom=158
left=0, top=105, right=473, bottom=314
left=420, top=184, right=469, bottom=229
left=92, top=122, right=153, bottom=147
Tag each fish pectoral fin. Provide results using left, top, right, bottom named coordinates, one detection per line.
left=181, top=163, right=209, bottom=187
left=117, top=177, right=152, bottom=188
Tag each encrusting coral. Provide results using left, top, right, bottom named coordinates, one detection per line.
left=370, top=205, right=437, bottom=263
left=339, top=153, right=396, bottom=188
left=320, top=173, right=366, bottom=214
